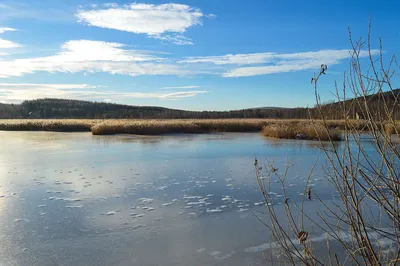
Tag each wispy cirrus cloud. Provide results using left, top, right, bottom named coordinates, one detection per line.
left=0, top=83, right=99, bottom=90
left=76, top=3, right=208, bottom=45
left=0, top=27, right=16, bottom=34
left=0, top=2, right=76, bottom=22
left=160, top=85, right=200, bottom=90
left=181, top=50, right=375, bottom=65
left=0, top=38, right=379, bottom=79
left=0, top=27, right=21, bottom=49
left=181, top=52, right=276, bottom=65
left=182, top=50, right=380, bottom=77
left=0, top=83, right=207, bottom=103
left=0, top=40, right=190, bottom=78
left=0, top=39, right=20, bottom=49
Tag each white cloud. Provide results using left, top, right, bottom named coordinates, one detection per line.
left=0, top=83, right=99, bottom=102
left=0, top=40, right=189, bottom=78
left=157, top=91, right=206, bottom=99
left=0, top=26, right=20, bottom=49
left=0, top=27, right=16, bottom=34
left=160, top=85, right=200, bottom=90
left=0, top=83, right=207, bottom=103
left=151, top=34, right=194, bottom=45
left=76, top=3, right=205, bottom=45
left=0, top=40, right=379, bottom=78
left=206, top=14, right=217, bottom=19
left=0, top=38, right=20, bottom=48
left=223, top=64, right=316, bottom=77
left=182, top=50, right=378, bottom=66
left=182, top=49, right=380, bottom=77
left=54, top=40, right=159, bottom=62
left=0, top=83, right=99, bottom=89
left=181, top=52, right=276, bottom=65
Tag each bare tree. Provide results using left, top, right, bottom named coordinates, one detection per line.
left=255, top=22, right=400, bottom=265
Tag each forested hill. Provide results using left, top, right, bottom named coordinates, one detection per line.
left=0, top=98, right=310, bottom=119
left=0, top=89, right=399, bottom=119
left=317, top=88, right=400, bottom=120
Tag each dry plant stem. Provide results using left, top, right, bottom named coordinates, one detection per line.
left=256, top=21, right=400, bottom=266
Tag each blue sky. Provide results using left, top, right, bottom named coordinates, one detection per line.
left=0, top=0, right=398, bottom=110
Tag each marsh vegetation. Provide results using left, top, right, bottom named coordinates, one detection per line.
left=0, top=118, right=381, bottom=140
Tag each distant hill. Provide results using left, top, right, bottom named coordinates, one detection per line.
left=244, top=106, right=286, bottom=110
left=0, top=89, right=399, bottom=119
left=18, top=98, right=184, bottom=119
left=0, top=102, right=21, bottom=118
left=318, top=88, right=400, bottom=120
left=0, top=98, right=309, bottom=119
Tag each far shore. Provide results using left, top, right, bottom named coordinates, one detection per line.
left=0, top=119, right=385, bottom=140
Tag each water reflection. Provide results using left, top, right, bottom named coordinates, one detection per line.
left=0, top=131, right=364, bottom=265
left=93, top=132, right=255, bottom=147
left=264, top=136, right=343, bottom=151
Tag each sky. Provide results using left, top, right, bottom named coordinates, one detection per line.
left=0, top=0, right=398, bottom=111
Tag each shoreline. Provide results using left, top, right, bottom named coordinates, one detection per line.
left=0, top=119, right=375, bottom=139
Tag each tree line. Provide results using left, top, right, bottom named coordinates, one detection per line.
left=0, top=90, right=399, bottom=119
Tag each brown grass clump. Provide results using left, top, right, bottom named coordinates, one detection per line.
left=91, top=119, right=267, bottom=135
left=384, top=122, right=400, bottom=136
left=91, top=119, right=368, bottom=136
left=0, top=119, right=97, bottom=132
left=322, top=119, right=370, bottom=131
left=262, top=122, right=341, bottom=141
left=0, top=118, right=373, bottom=137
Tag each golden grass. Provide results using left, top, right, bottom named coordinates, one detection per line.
left=262, top=122, right=342, bottom=141
left=0, top=119, right=374, bottom=139
left=318, top=119, right=370, bottom=131
left=91, top=119, right=268, bottom=135
left=384, top=122, right=400, bottom=136
left=0, top=119, right=98, bottom=132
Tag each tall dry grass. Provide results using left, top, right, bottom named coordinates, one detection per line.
left=90, top=119, right=268, bottom=135
left=384, top=122, right=400, bottom=136
left=90, top=119, right=362, bottom=136
left=0, top=118, right=385, bottom=137
left=261, top=122, right=342, bottom=141
left=0, top=119, right=98, bottom=132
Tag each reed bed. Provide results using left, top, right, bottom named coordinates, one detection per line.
left=262, top=122, right=342, bottom=141
left=384, top=122, right=400, bottom=135
left=0, top=119, right=379, bottom=140
left=320, top=119, right=370, bottom=131
left=0, top=119, right=98, bottom=132
left=90, top=119, right=269, bottom=135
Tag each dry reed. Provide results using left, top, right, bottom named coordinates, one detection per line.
left=262, top=122, right=342, bottom=141
left=0, top=119, right=382, bottom=138
left=0, top=119, right=98, bottom=132
left=90, top=119, right=268, bottom=135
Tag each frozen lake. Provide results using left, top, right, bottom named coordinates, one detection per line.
left=0, top=131, right=367, bottom=265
